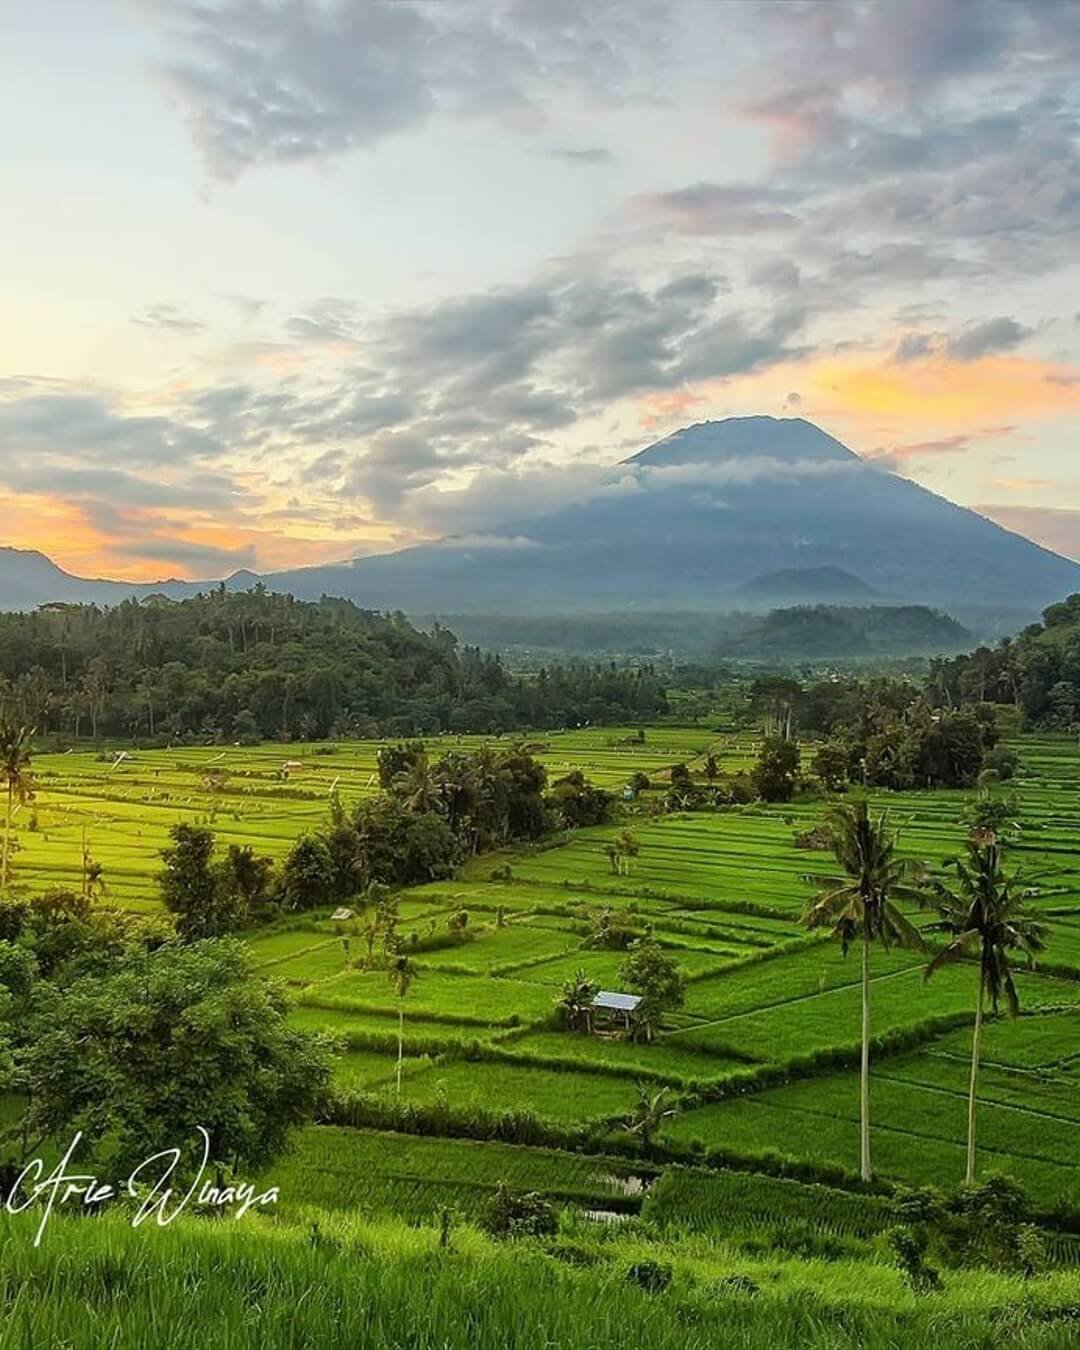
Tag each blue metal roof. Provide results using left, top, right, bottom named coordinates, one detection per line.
left=592, top=990, right=642, bottom=1012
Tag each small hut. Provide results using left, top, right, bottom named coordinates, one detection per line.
left=586, top=990, right=642, bottom=1038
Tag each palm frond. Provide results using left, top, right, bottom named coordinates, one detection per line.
left=803, top=883, right=859, bottom=923
left=881, top=903, right=928, bottom=952
left=923, top=927, right=980, bottom=980
left=1001, top=961, right=1020, bottom=1019
left=800, top=872, right=851, bottom=889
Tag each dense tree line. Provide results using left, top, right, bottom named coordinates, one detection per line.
left=933, top=593, right=1080, bottom=730
left=748, top=674, right=1003, bottom=792
left=0, top=589, right=667, bottom=742
left=657, top=675, right=1004, bottom=812
left=161, top=743, right=614, bottom=937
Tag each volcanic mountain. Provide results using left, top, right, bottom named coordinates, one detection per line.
left=254, top=417, right=1080, bottom=616
left=2, top=417, right=1077, bottom=618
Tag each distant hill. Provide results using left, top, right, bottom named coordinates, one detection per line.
left=0, top=547, right=257, bottom=612
left=434, top=603, right=969, bottom=665
left=3, top=417, right=1079, bottom=619
left=435, top=611, right=720, bottom=661
left=718, top=605, right=973, bottom=661
left=0, top=547, right=134, bottom=608
left=731, top=566, right=879, bottom=609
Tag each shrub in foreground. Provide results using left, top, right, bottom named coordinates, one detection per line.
left=481, top=1182, right=557, bottom=1239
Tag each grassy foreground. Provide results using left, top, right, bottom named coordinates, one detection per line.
left=0, top=1209, right=1078, bottom=1349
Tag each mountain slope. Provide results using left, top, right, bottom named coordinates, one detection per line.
left=732, top=566, right=879, bottom=608
left=625, top=414, right=857, bottom=467
left=260, top=417, right=1080, bottom=614
left=0, top=547, right=255, bottom=611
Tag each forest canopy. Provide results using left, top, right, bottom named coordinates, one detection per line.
left=932, top=593, right=1080, bottom=730
left=0, top=588, right=667, bottom=742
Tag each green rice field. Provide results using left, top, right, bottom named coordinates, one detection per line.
left=9, top=723, right=1080, bottom=1242
left=17, top=725, right=726, bottom=907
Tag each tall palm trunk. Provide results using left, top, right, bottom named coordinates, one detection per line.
left=396, top=1001, right=405, bottom=1094
left=860, top=926, right=872, bottom=1181
left=1, top=780, right=12, bottom=893
left=966, top=969, right=985, bottom=1185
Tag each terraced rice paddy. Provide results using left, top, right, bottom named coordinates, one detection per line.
left=663, top=1008, right=1080, bottom=1209
left=641, top=1166, right=893, bottom=1237
left=17, top=725, right=724, bottom=906
left=264, top=1127, right=655, bottom=1221
left=12, top=723, right=1080, bottom=1228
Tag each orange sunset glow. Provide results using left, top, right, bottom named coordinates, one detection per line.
left=1, top=0, right=1077, bottom=585
left=808, top=355, right=1080, bottom=429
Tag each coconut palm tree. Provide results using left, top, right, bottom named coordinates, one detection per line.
left=392, top=751, right=441, bottom=815
left=803, top=799, right=925, bottom=1181
left=0, top=720, right=34, bottom=894
left=387, top=951, right=418, bottom=1094
left=432, top=751, right=480, bottom=837
left=924, top=831, right=1045, bottom=1184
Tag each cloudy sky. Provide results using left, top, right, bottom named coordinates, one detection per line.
left=4, top=0, right=1080, bottom=579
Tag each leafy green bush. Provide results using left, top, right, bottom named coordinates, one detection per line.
left=625, top=1260, right=672, bottom=1293
left=887, top=1225, right=943, bottom=1294
left=481, top=1182, right=557, bottom=1238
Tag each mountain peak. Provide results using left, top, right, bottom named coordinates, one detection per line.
left=624, top=415, right=859, bottom=467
